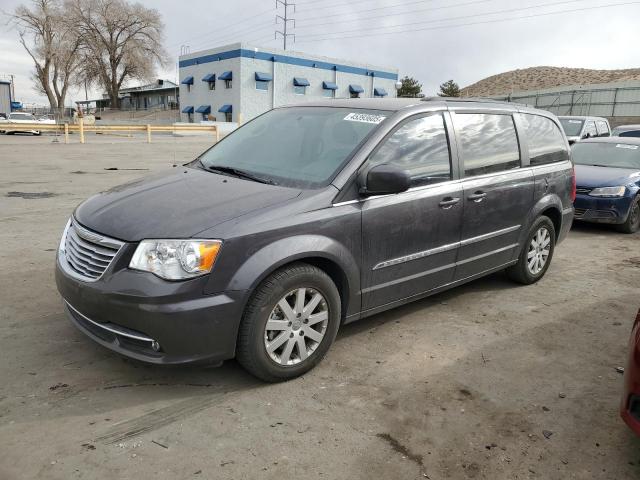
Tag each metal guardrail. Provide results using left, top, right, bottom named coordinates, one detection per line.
left=0, top=118, right=219, bottom=144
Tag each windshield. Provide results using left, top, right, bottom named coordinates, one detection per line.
left=572, top=142, right=640, bottom=169
left=198, top=107, right=388, bottom=188
left=559, top=118, right=584, bottom=137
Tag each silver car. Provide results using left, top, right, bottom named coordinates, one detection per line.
left=558, top=115, right=611, bottom=144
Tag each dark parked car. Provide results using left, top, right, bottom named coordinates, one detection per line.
left=621, top=308, right=640, bottom=436
left=612, top=124, right=640, bottom=138
left=572, top=138, right=640, bottom=233
left=559, top=116, right=611, bottom=144
left=56, top=98, right=575, bottom=381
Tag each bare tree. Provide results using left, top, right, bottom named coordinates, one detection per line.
left=9, top=0, right=82, bottom=113
left=68, top=0, right=167, bottom=109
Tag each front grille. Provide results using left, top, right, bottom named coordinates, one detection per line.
left=63, top=220, right=123, bottom=281
left=576, top=187, right=592, bottom=195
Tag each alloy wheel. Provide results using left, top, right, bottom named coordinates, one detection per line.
left=527, top=227, right=551, bottom=275
left=264, top=287, right=329, bottom=366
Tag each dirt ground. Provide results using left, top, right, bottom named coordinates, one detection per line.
left=0, top=133, right=639, bottom=480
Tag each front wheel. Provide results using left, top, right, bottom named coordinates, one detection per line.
left=507, top=216, right=556, bottom=285
left=617, top=196, right=640, bottom=234
left=236, top=263, right=341, bottom=382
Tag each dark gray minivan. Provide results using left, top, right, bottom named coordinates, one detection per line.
left=56, top=98, right=575, bottom=381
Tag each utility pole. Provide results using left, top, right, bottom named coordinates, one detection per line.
left=275, top=0, right=295, bottom=50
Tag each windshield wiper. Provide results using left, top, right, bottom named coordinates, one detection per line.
left=206, top=165, right=275, bottom=184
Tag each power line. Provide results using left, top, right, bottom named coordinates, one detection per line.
left=295, top=1, right=640, bottom=43
left=296, top=0, right=436, bottom=18
left=187, top=20, right=274, bottom=52
left=168, top=7, right=275, bottom=50
left=296, top=0, right=495, bottom=29
left=297, top=0, right=587, bottom=39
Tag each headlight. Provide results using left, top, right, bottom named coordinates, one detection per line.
left=129, top=239, right=222, bottom=280
left=589, top=186, right=626, bottom=197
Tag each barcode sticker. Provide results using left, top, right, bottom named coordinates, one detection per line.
left=343, top=113, right=386, bottom=124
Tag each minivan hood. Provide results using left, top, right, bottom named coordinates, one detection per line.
left=75, top=168, right=301, bottom=241
left=574, top=164, right=640, bottom=188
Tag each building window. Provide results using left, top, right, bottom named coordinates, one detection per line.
left=208, top=81, right=215, bottom=91
left=294, top=85, right=306, bottom=95
left=225, top=112, right=232, bottom=122
left=187, top=84, right=191, bottom=92
left=322, top=89, right=334, bottom=98
left=350, top=91, right=360, bottom=99
left=225, top=80, right=232, bottom=89
left=256, top=80, right=269, bottom=91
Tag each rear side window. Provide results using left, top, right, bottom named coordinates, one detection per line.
left=596, top=120, right=610, bottom=136
left=454, top=113, right=520, bottom=176
left=521, top=114, right=569, bottom=165
left=368, top=114, right=451, bottom=187
left=583, top=121, right=597, bottom=137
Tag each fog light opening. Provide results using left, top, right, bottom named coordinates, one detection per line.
left=151, top=340, right=161, bottom=352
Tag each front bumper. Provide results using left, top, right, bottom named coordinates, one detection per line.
left=55, top=254, right=248, bottom=365
left=573, top=194, right=634, bottom=224
left=621, top=311, right=640, bottom=435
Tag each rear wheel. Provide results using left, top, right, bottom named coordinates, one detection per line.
left=507, top=216, right=556, bottom=285
left=236, top=263, right=341, bottom=382
left=617, top=196, right=640, bottom=234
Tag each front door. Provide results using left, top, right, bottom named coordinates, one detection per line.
left=361, top=113, right=463, bottom=311
left=450, top=112, right=534, bottom=280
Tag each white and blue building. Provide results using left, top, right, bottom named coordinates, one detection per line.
left=178, top=42, right=399, bottom=123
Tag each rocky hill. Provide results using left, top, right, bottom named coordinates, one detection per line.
left=461, top=66, right=640, bottom=96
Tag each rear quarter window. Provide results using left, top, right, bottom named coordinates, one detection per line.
left=521, top=114, right=569, bottom=166
left=596, top=120, right=610, bottom=136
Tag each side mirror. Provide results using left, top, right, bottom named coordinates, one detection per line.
left=583, top=132, right=591, bottom=139
left=359, top=164, right=411, bottom=196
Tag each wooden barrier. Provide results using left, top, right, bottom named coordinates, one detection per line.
left=0, top=122, right=219, bottom=144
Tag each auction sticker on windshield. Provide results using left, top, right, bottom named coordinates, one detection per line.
left=343, top=113, right=386, bottom=124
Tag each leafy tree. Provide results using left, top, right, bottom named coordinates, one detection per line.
left=438, top=80, right=460, bottom=97
left=397, top=76, right=422, bottom=98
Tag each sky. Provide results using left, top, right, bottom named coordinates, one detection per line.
left=2, top=0, right=640, bottom=106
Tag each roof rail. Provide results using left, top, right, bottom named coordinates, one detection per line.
left=420, top=96, right=506, bottom=103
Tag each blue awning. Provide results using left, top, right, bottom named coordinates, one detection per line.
left=349, top=84, right=364, bottom=94
left=202, top=73, right=216, bottom=82
left=374, top=87, right=388, bottom=97
left=218, top=104, right=232, bottom=113
left=255, top=72, right=273, bottom=82
left=218, top=71, right=232, bottom=81
left=181, top=106, right=194, bottom=114
left=181, top=76, right=194, bottom=85
left=195, top=105, right=211, bottom=114
left=323, top=81, right=338, bottom=90
left=293, top=77, right=310, bottom=87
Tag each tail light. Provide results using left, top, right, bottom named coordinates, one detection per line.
left=570, top=167, right=576, bottom=202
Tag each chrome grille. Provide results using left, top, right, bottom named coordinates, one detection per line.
left=576, top=187, right=592, bottom=195
left=62, top=220, right=123, bottom=281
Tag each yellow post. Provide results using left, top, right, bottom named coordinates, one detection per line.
left=79, top=117, right=85, bottom=144
left=215, top=126, right=220, bottom=143
left=146, top=124, right=151, bottom=143
left=237, top=112, right=243, bottom=125
left=64, top=123, right=69, bottom=144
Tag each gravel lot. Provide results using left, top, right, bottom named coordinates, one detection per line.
left=0, top=133, right=639, bottom=480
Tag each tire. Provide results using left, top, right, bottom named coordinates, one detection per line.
left=617, top=196, right=640, bottom=234
left=236, top=262, right=341, bottom=382
left=507, top=216, right=556, bottom=285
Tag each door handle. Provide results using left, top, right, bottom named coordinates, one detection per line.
left=467, top=191, right=487, bottom=202
left=439, top=197, right=460, bottom=209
